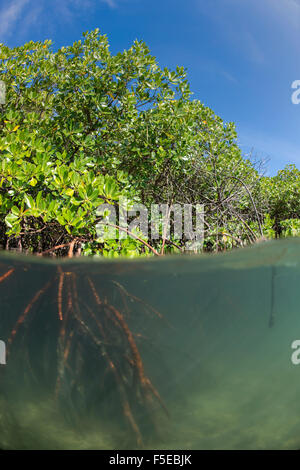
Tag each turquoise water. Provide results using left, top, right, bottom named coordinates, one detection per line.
left=0, top=238, right=300, bottom=449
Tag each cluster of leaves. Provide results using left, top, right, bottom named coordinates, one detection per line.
left=259, top=165, right=300, bottom=239
left=0, top=31, right=182, bottom=256
left=0, top=30, right=300, bottom=258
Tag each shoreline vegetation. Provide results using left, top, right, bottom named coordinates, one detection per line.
left=0, top=29, right=300, bottom=260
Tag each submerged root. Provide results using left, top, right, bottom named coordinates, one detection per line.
left=3, top=265, right=167, bottom=447
left=7, top=279, right=53, bottom=354
left=57, top=266, right=65, bottom=321
left=0, top=268, right=14, bottom=284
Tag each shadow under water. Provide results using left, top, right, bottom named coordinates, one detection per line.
left=1, top=238, right=300, bottom=449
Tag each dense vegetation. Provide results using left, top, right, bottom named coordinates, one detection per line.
left=0, top=30, right=299, bottom=258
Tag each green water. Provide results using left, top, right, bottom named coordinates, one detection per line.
left=1, top=238, right=300, bottom=449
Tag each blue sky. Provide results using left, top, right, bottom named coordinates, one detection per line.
left=1, top=0, right=300, bottom=175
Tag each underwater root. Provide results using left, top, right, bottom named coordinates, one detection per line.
left=2, top=263, right=168, bottom=448
left=0, top=268, right=14, bottom=284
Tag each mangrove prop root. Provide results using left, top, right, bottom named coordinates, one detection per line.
left=112, top=280, right=173, bottom=329
left=55, top=274, right=74, bottom=397
left=0, top=268, right=15, bottom=284
left=57, top=266, right=64, bottom=321
left=91, top=276, right=165, bottom=417
left=73, top=280, right=144, bottom=447
left=7, top=279, right=53, bottom=354
left=104, top=300, right=168, bottom=417
left=4, top=266, right=167, bottom=447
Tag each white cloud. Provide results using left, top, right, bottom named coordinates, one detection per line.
left=196, top=1, right=265, bottom=65
left=0, top=0, right=118, bottom=43
left=195, top=0, right=299, bottom=65
left=264, top=0, right=300, bottom=31
left=220, top=70, right=238, bottom=84
left=242, top=31, right=264, bottom=65
left=100, top=0, right=117, bottom=8
left=0, top=0, right=29, bottom=39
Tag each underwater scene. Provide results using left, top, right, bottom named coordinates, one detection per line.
left=1, top=238, right=300, bottom=450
